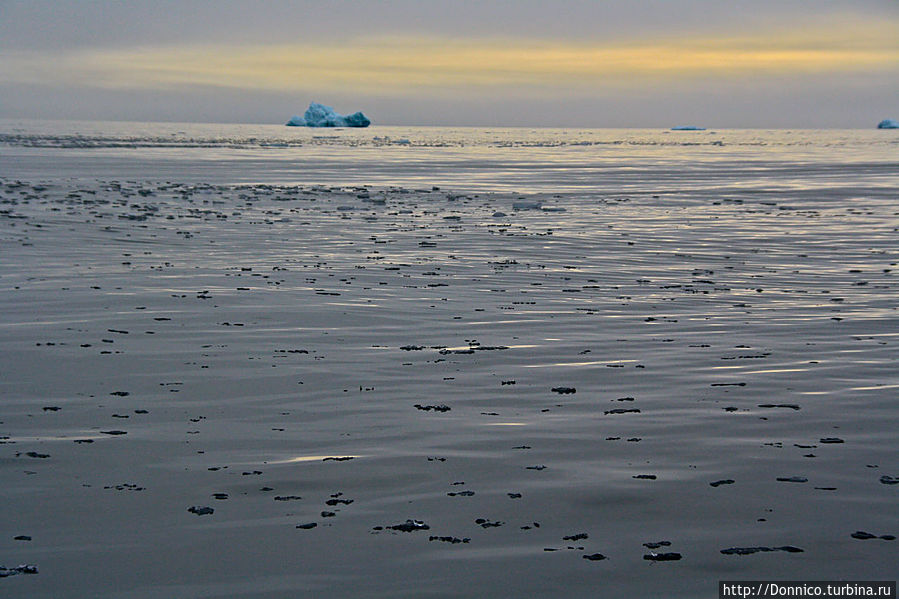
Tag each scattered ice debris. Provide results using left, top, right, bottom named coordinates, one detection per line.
left=643, top=541, right=671, bottom=549
left=104, top=483, right=144, bottom=491
left=551, top=387, right=576, bottom=394
left=851, top=531, right=895, bottom=541
left=583, top=553, right=607, bottom=561
left=429, top=536, right=470, bottom=544
left=325, top=497, right=354, bottom=506
left=414, top=404, right=451, bottom=412
left=644, top=552, right=682, bottom=561
left=286, top=103, right=371, bottom=128
left=188, top=506, right=214, bottom=516
left=386, top=519, right=430, bottom=532
left=475, top=518, right=504, bottom=528
left=0, top=564, right=38, bottom=577
left=22, top=451, right=50, bottom=459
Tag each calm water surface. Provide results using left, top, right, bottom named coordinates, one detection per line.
left=2, top=119, right=897, bottom=196
left=1, top=119, right=897, bottom=598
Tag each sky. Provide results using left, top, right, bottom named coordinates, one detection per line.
left=0, top=0, right=897, bottom=127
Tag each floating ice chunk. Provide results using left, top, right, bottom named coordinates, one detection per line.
left=512, top=200, right=542, bottom=210
left=877, top=119, right=899, bottom=129
left=287, top=102, right=371, bottom=127
left=671, top=126, right=706, bottom=131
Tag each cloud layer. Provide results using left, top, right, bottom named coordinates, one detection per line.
left=3, top=19, right=896, bottom=99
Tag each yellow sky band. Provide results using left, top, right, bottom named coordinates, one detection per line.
left=3, top=21, right=896, bottom=94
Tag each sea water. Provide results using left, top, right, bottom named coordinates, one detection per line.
left=1, top=119, right=897, bottom=598
left=1, top=119, right=897, bottom=197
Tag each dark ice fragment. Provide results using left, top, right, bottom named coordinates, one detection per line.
left=583, top=553, right=607, bottom=561
left=414, top=404, right=451, bottom=412
left=644, top=552, right=682, bottom=561
left=388, top=519, right=430, bottom=532
left=188, top=506, right=214, bottom=516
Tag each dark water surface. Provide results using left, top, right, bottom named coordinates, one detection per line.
left=0, top=121, right=897, bottom=598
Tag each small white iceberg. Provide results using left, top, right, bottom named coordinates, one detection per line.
left=286, top=102, right=371, bottom=127
left=876, top=119, right=898, bottom=129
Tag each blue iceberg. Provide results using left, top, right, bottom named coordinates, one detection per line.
left=286, top=102, right=371, bottom=127
left=876, top=119, right=898, bottom=129
left=671, top=126, right=706, bottom=131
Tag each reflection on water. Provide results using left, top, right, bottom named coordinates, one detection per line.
left=267, top=455, right=362, bottom=464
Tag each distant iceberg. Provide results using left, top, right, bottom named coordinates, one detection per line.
left=877, top=119, right=899, bottom=129
left=286, top=102, right=371, bottom=128
left=671, top=126, right=706, bottom=131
